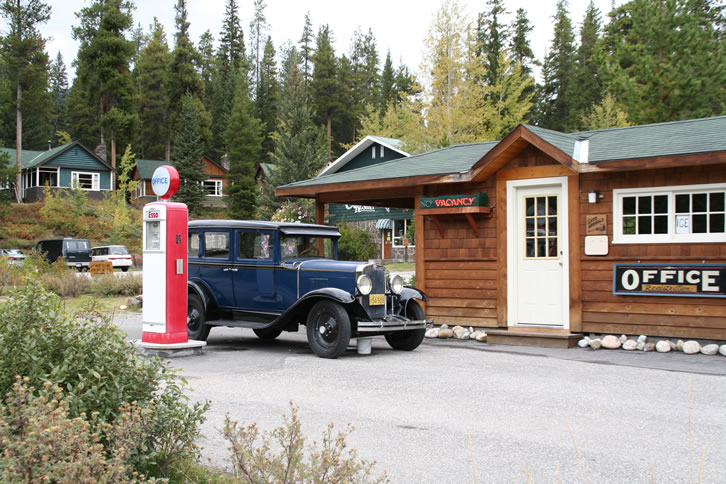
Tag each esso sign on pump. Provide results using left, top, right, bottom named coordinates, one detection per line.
left=141, top=165, right=204, bottom=350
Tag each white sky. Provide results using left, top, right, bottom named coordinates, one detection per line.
left=30, top=0, right=622, bottom=81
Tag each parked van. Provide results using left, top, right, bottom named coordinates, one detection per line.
left=35, top=238, right=92, bottom=271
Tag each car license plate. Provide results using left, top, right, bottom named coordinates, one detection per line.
left=369, top=294, right=385, bottom=306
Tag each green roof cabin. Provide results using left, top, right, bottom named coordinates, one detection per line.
left=278, top=116, right=726, bottom=347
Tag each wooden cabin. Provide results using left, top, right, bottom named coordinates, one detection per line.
left=132, top=157, right=228, bottom=207
left=276, top=116, right=726, bottom=346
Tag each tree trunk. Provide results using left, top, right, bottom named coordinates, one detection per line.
left=326, top=115, right=332, bottom=160
left=165, top=133, right=171, bottom=162
left=14, top=81, right=22, bottom=203
left=110, top=135, right=117, bottom=190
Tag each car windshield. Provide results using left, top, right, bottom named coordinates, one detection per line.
left=5, top=250, right=23, bottom=256
left=280, top=236, right=335, bottom=260
left=110, top=246, right=129, bottom=255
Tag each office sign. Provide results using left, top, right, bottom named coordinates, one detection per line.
left=613, top=264, right=726, bottom=298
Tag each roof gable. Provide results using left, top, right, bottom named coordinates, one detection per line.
left=319, top=135, right=409, bottom=176
left=1, top=142, right=111, bottom=171
left=135, top=156, right=227, bottom=180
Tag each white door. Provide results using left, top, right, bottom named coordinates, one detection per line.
left=507, top=178, right=569, bottom=328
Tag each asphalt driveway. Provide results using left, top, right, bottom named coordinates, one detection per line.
left=116, top=314, right=726, bottom=482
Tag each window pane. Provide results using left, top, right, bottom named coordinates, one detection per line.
left=693, top=214, right=707, bottom=233
left=710, top=214, right=724, bottom=233
left=204, top=232, right=230, bottom=258
left=675, top=194, right=690, bottom=213
left=238, top=233, right=255, bottom=259
left=710, top=192, right=725, bottom=212
left=526, top=218, right=534, bottom=236
left=526, top=239, right=534, bottom=258
left=548, top=196, right=557, bottom=215
left=548, top=217, right=557, bottom=236
left=536, top=197, right=545, bottom=216
left=654, top=195, right=668, bottom=214
left=693, top=193, right=707, bottom=212
left=537, top=217, right=545, bottom=236
left=526, top=197, right=534, bottom=216
left=548, top=238, right=558, bottom=257
left=623, top=216, right=636, bottom=235
left=638, top=216, right=651, bottom=234
left=623, top=197, right=636, bottom=215
left=638, top=196, right=651, bottom=214
left=654, top=215, right=668, bottom=234
left=537, top=239, right=546, bottom=258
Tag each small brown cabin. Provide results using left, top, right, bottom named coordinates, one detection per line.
left=277, top=116, right=726, bottom=344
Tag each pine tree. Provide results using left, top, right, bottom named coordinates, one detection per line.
left=197, top=29, right=215, bottom=109
left=225, top=77, right=263, bottom=219
left=257, top=46, right=327, bottom=219
left=569, top=1, right=603, bottom=131
left=379, top=51, right=395, bottom=112
left=599, top=0, right=726, bottom=124
left=536, top=0, right=576, bottom=131
left=171, top=93, right=206, bottom=214
left=509, top=8, right=536, bottom=75
left=0, top=0, right=51, bottom=202
left=348, top=28, right=380, bottom=140
left=299, top=12, right=314, bottom=85
left=476, top=0, right=508, bottom=85
left=49, top=52, right=69, bottom=146
left=249, top=0, right=268, bottom=94
left=255, top=36, right=279, bottom=163
left=135, top=19, right=171, bottom=160
left=311, top=24, right=340, bottom=159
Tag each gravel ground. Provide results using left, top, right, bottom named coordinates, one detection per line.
left=114, top=313, right=726, bottom=483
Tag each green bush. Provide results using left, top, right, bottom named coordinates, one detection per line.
left=88, top=274, right=143, bottom=297
left=337, top=222, right=378, bottom=261
left=39, top=270, right=91, bottom=298
left=0, top=282, right=210, bottom=480
left=224, top=401, right=387, bottom=483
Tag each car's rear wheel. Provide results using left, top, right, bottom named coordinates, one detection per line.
left=306, top=300, right=351, bottom=359
left=253, top=327, right=283, bottom=340
left=187, top=293, right=211, bottom=341
left=385, top=300, right=426, bottom=351
left=121, top=267, right=129, bottom=272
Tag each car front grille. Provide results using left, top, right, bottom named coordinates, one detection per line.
left=360, top=269, right=386, bottom=319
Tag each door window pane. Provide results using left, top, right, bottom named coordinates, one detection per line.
left=204, top=232, right=230, bottom=259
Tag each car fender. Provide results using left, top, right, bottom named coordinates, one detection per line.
left=269, top=288, right=355, bottom=330
left=188, top=279, right=215, bottom=312
left=401, top=287, right=427, bottom=303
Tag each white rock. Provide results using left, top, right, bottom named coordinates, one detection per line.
left=622, top=340, right=638, bottom=351
left=470, top=330, right=485, bottom=340
left=440, top=324, right=449, bottom=330
left=655, top=341, right=672, bottom=353
left=475, top=332, right=487, bottom=342
left=452, top=326, right=469, bottom=340
left=637, top=335, right=647, bottom=344
left=425, top=328, right=440, bottom=339
left=119, top=305, right=127, bottom=310
left=682, top=340, right=701, bottom=354
left=701, top=344, right=719, bottom=355
left=637, top=341, right=645, bottom=351
left=619, top=334, right=628, bottom=344
left=676, top=340, right=685, bottom=352
left=602, top=335, right=622, bottom=349
left=589, top=338, right=602, bottom=350
left=719, top=345, right=726, bottom=357
left=668, top=341, right=677, bottom=351
left=577, top=338, right=589, bottom=348
left=438, top=328, right=453, bottom=339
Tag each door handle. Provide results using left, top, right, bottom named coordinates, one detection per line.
left=223, top=268, right=238, bottom=272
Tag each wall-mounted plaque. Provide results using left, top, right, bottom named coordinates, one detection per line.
left=585, top=235, right=608, bottom=256
left=613, top=264, right=726, bottom=298
left=586, top=214, right=607, bottom=235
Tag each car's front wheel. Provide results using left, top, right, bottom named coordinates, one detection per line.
left=253, top=327, right=283, bottom=340
left=306, top=300, right=351, bottom=359
left=385, top=300, right=426, bottom=351
left=187, top=293, right=211, bottom=341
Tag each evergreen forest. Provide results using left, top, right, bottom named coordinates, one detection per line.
left=1, top=0, right=725, bottom=217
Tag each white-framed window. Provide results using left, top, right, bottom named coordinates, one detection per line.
left=371, top=146, right=376, bottom=159
left=38, top=168, right=58, bottom=187
left=203, top=179, right=223, bottom=196
left=135, top=181, right=146, bottom=198
left=71, top=171, right=100, bottom=190
left=380, top=145, right=384, bottom=157
left=613, top=183, right=726, bottom=244
left=393, top=219, right=415, bottom=247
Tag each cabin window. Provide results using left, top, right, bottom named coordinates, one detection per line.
left=38, top=168, right=58, bottom=187
left=371, top=146, right=376, bottom=159
left=203, top=179, right=223, bottom=196
left=380, top=145, right=384, bottom=157
left=613, top=183, right=726, bottom=243
left=71, top=171, right=100, bottom=190
left=393, top=219, right=415, bottom=247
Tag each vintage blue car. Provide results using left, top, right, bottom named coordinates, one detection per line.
left=186, top=220, right=428, bottom=358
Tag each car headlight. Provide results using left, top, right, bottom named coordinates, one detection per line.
left=390, top=275, right=404, bottom=295
left=357, top=274, right=373, bottom=295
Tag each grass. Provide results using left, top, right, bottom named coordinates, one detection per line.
left=384, top=262, right=415, bottom=272
left=60, top=295, right=140, bottom=314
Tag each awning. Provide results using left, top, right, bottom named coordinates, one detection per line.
left=375, top=219, right=393, bottom=230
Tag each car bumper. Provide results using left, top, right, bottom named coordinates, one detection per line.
left=356, top=318, right=432, bottom=334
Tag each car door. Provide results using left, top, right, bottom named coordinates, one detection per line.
left=198, top=229, right=236, bottom=308
left=233, top=230, right=281, bottom=314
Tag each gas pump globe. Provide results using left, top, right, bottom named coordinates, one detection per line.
left=141, top=165, right=205, bottom=349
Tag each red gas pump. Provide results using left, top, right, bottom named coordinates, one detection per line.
left=141, top=166, right=205, bottom=350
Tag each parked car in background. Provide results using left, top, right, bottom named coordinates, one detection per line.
left=0, top=249, right=26, bottom=266
left=186, top=220, right=429, bottom=359
left=35, top=238, right=91, bottom=271
left=91, top=245, right=133, bottom=271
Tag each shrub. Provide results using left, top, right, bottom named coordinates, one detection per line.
left=39, top=271, right=91, bottom=298
left=224, top=401, right=387, bottom=484
left=88, top=274, right=142, bottom=297
left=0, top=282, right=210, bottom=479
left=337, top=222, right=378, bottom=261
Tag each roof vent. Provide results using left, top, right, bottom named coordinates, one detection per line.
left=572, top=139, right=589, bottom=164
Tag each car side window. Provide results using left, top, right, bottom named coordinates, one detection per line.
left=238, top=232, right=272, bottom=260
left=203, top=232, right=230, bottom=259
left=189, top=232, right=200, bottom=257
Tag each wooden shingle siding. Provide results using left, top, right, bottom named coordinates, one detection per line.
left=579, top=164, right=726, bottom=339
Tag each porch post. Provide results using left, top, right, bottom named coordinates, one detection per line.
left=315, top=197, right=325, bottom=225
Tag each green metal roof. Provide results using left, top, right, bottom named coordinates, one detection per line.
left=524, top=115, right=726, bottom=163
left=281, top=141, right=498, bottom=189
left=135, top=159, right=168, bottom=179
left=1, top=143, right=74, bottom=169
left=369, top=136, right=405, bottom=150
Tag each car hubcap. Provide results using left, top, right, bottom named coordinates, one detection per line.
left=316, top=315, right=338, bottom=345
left=188, top=309, right=200, bottom=331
